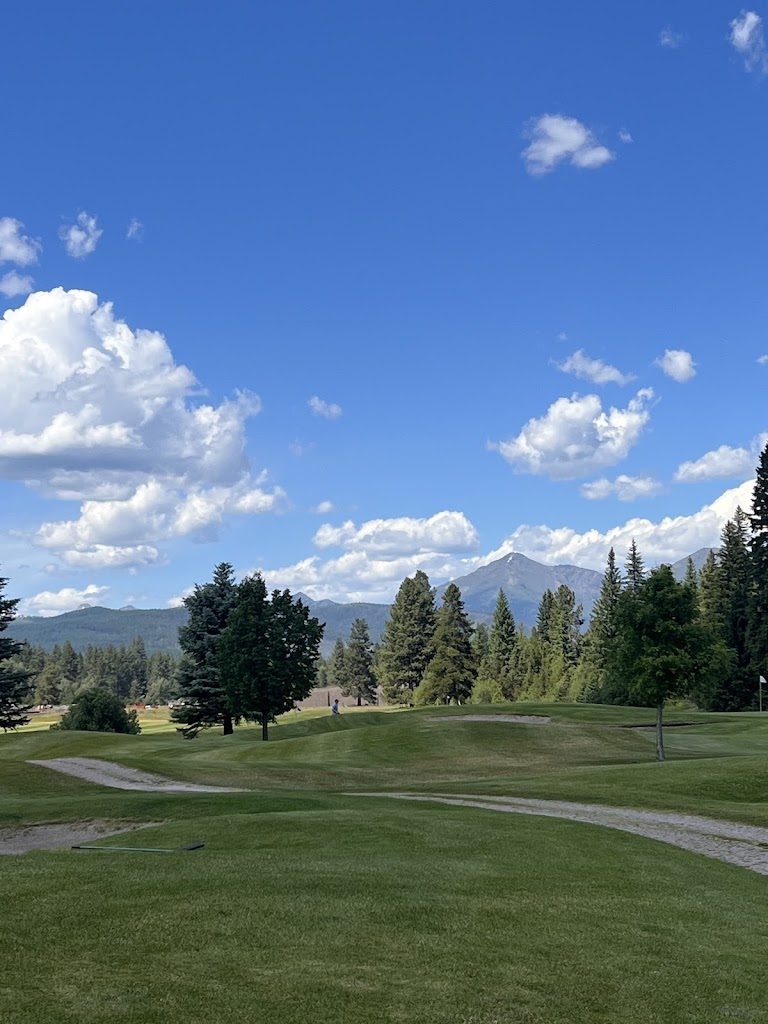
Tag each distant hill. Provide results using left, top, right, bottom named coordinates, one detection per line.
left=9, top=605, right=188, bottom=655
left=8, top=549, right=714, bottom=656
left=435, top=552, right=604, bottom=625
left=670, top=547, right=717, bottom=580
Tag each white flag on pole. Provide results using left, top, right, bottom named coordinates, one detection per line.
left=762, top=676, right=767, bottom=684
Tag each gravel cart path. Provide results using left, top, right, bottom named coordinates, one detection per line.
left=351, top=793, right=768, bottom=876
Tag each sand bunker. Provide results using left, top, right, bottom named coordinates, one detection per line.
left=352, top=793, right=768, bottom=876
left=28, top=757, right=247, bottom=793
left=428, top=715, right=551, bottom=725
left=0, top=820, right=159, bottom=855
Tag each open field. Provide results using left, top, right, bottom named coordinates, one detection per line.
left=3, top=703, right=768, bottom=1023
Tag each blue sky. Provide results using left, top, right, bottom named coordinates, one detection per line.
left=2, top=0, right=767, bottom=614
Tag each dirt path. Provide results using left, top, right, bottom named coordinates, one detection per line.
left=0, top=820, right=160, bottom=855
left=352, top=793, right=768, bottom=876
left=428, top=715, right=551, bottom=724
left=28, top=758, right=247, bottom=793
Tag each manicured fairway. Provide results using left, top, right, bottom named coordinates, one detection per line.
left=2, top=704, right=768, bottom=1023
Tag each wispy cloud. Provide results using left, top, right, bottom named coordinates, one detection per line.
left=522, top=114, right=614, bottom=176
left=659, top=26, right=684, bottom=49
left=311, top=500, right=334, bottom=515
left=308, top=395, right=342, bottom=419
left=758, top=354, right=768, bottom=365
left=655, top=348, right=696, bottom=382
left=126, top=218, right=144, bottom=241
left=730, top=10, right=768, bottom=73
left=618, top=129, right=633, bottom=144
left=580, top=475, right=662, bottom=502
left=60, top=211, right=103, bottom=259
left=556, top=349, right=635, bottom=386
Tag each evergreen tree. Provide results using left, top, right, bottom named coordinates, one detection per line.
left=342, top=618, right=377, bottom=705
left=536, top=589, right=555, bottom=641
left=716, top=509, right=754, bottom=709
left=607, top=565, right=708, bottom=761
left=417, top=584, right=475, bottom=704
left=748, top=442, right=768, bottom=682
left=0, top=572, right=32, bottom=731
left=582, top=547, right=624, bottom=703
left=471, top=623, right=500, bottom=703
left=624, top=539, right=646, bottom=588
left=683, top=556, right=699, bottom=591
left=547, top=585, right=584, bottom=698
left=219, top=576, right=323, bottom=740
left=126, top=636, right=149, bottom=702
left=172, top=562, right=240, bottom=736
left=326, top=638, right=347, bottom=691
left=378, top=570, right=437, bottom=703
left=488, top=590, right=518, bottom=699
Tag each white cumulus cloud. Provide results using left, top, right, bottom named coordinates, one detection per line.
left=60, top=212, right=103, bottom=259
left=522, top=114, right=615, bottom=176
left=311, top=500, right=335, bottom=515
left=655, top=348, right=696, bottom=382
left=259, top=511, right=480, bottom=603
left=482, top=479, right=755, bottom=572
left=313, top=511, right=479, bottom=556
left=730, top=10, right=768, bottom=73
left=0, top=288, right=283, bottom=568
left=491, top=388, right=653, bottom=480
left=308, top=395, right=342, bottom=419
left=674, top=437, right=767, bottom=482
left=581, top=475, right=662, bottom=501
left=20, top=584, right=109, bottom=617
left=0, top=217, right=41, bottom=266
left=556, top=349, right=635, bottom=386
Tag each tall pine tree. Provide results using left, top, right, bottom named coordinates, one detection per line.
left=342, top=618, right=377, bottom=706
left=172, top=562, right=240, bottom=736
left=748, top=442, right=768, bottom=684
left=417, top=583, right=475, bottom=704
left=0, top=572, right=32, bottom=731
left=488, top=589, right=518, bottom=699
left=378, top=570, right=437, bottom=703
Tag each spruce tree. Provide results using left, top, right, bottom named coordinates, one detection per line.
left=582, top=547, right=624, bottom=703
left=488, top=589, right=518, bottom=699
left=683, top=556, right=698, bottom=591
left=748, top=442, right=768, bottom=682
left=172, top=562, right=240, bottom=736
left=0, top=572, right=32, bottom=731
left=417, top=583, right=475, bottom=704
left=327, top=638, right=347, bottom=691
left=378, top=570, right=437, bottom=703
left=717, top=509, right=754, bottom=709
left=342, top=618, right=377, bottom=706
left=624, top=539, right=646, bottom=588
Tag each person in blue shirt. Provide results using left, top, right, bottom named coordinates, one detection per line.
left=331, top=699, right=340, bottom=715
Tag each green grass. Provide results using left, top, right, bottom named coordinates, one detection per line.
left=3, top=702, right=768, bottom=1023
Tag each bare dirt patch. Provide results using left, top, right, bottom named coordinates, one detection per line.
left=352, top=793, right=768, bottom=876
left=28, top=757, right=247, bottom=793
left=428, top=715, right=552, bottom=725
left=0, top=820, right=160, bottom=855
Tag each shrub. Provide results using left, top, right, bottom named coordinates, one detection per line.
left=54, top=689, right=141, bottom=734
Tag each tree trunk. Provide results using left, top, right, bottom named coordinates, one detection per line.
left=223, top=713, right=233, bottom=736
left=261, top=713, right=269, bottom=741
left=656, top=703, right=665, bottom=762
left=357, top=696, right=361, bottom=707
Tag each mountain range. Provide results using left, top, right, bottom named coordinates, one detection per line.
left=8, top=548, right=714, bottom=657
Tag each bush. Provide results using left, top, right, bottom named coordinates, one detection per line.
left=54, top=689, right=141, bottom=734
